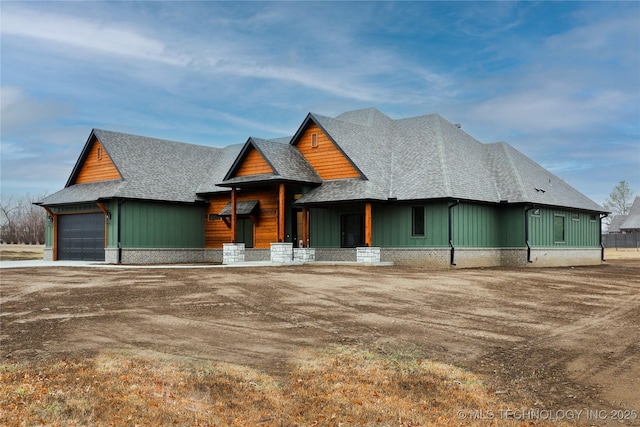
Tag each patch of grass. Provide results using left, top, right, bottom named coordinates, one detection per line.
left=0, top=346, right=573, bottom=426
left=0, top=244, right=44, bottom=261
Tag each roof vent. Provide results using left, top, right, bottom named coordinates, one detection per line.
left=455, top=123, right=461, bottom=129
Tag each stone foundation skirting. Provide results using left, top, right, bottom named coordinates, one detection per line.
left=314, top=248, right=357, bottom=262
left=105, top=248, right=205, bottom=264
left=294, top=248, right=316, bottom=262
left=73, top=246, right=602, bottom=268
left=527, top=248, right=601, bottom=267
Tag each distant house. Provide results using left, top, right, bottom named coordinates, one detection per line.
left=608, top=197, right=640, bottom=234
left=37, top=107, right=606, bottom=267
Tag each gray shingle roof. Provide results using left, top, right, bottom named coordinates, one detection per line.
left=296, top=108, right=604, bottom=212
left=620, top=197, right=640, bottom=230
left=36, top=180, right=123, bottom=206
left=39, top=129, right=231, bottom=205
left=219, top=200, right=259, bottom=216
left=38, top=107, right=605, bottom=214
left=217, top=137, right=322, bottom=187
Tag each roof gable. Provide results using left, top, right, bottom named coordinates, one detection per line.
left=228, top=140, right=275, bottom=179
left=290, top=115, right=365, bottom=181
left=218, top=137, right=322, bottom=187
left=67, top=132, right=122, bottom=186
left=42, top=129, right=227, bottom=205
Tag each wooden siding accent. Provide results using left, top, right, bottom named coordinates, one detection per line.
left=235, top=147, right=274, bottom=177
left=75, top=139, right=121, bottom=184
left=278, top=183, right=285, bottom=242
left=302, top=206, right=309, bottom=247
left=95, top=202, right=110, bottom=248
left=365, top=202, right=372, bottom=247
left=205, top=187, right=279, bottom=249
left=296, top=124, right=360, bottom=180
left=231, top=188, right=237, bottom=243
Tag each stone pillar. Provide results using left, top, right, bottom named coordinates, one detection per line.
left=357, top=246, right=380, bottom=263
left=294, top=247, right=316, bottom=262
left=271, top=242, right=293, bottom=263
left=223, top=243, right=245, bottom=264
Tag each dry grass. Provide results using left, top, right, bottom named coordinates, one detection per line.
left=1, top=346, right=572, bottom=426
left=0, top=244, right=44, bottom=261
left=604, top=247, right=640, bottom=260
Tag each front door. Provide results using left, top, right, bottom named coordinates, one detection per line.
left=341, top=213, right=364, bottom=248
left=236, top=218, right=254, bottom=248
left=291, top=208, right=304, bottom=247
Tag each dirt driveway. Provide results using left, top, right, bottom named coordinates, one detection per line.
left=1, top=261, right=639, bottom=425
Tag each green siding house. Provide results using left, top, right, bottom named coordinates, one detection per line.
left=37, top=107, right=606, bottom=267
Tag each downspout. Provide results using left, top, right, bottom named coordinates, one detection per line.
left=524, top=206, right=534, bottom=263
left=600, top=213, right=608, bottom=261
left=117, top=199, right=125, bottom=264
left=448, top=200, right=460, bottom=266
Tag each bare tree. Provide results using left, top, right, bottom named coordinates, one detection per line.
left=0, top=193, right=47, bottom=244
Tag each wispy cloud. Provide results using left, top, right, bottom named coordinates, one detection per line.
left=1, top=7, right=187, bottom=66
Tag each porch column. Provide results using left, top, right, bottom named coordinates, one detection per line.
left=365, top=202, right=372, bottom=247
left=96, top=202, right=110, bottom=247
left=302, top=206, right=309, bottom=247
left=231, top=187, right=237, bottom=243
left=278, top=183, right=285, bottom=242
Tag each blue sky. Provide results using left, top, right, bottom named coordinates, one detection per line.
left=1, top=1, right=639, bottom=206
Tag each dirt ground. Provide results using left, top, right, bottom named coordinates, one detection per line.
left=1, top=258, right=639, bottom=425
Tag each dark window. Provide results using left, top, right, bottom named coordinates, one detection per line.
left=554, top=215, right=565, bottom=243
left=532, top=208, right=541, bottom=216
left=412, top=206, right=425, bottom=236
left=571, top=213, right=580, bottom=221
left=590, top=214, right=597, bottom=222
left=209, top=214, right=220, bottom=221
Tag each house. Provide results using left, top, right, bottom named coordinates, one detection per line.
left=607, top=197, right=640, bottom=234
left=36, top=107, right=606, bottom=267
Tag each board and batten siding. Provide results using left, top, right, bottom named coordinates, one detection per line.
left=311, top=202, right=533, bottom=249
left=372, top=202, right=449, bottom=247
left=528, top=208, right=599, bottom=247
left=75, top=139, right=121, bottom=184
left=296, top=124, right=361, bottom=180
left=118, top=201, right=205, bottom=248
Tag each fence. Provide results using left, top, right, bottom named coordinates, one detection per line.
left=602, top=233, right=640, bottom=249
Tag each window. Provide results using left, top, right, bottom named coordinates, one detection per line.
left=311, top=133, right=318, bottom=148
left=571, top=213, right=580, bottom=221
left=554, top=215, right=565, bottom=243
left=208, top=214, right=221, bottom=221
left=532, top=208, right=541, bottom=216
left=412, top=206, right=425, bottom=236
left=590, top=214, right=598, bottom=222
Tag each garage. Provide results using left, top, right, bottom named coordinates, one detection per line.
left=58, top=213, right=105, bottom=261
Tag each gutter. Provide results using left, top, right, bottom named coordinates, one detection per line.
left=448, top=200, right=460, bottom=266
left=524, top=206, right=535, bottom=263
left=117, top=199, right=125, bottom=264
left=600, top=213, right=608, bottom=261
